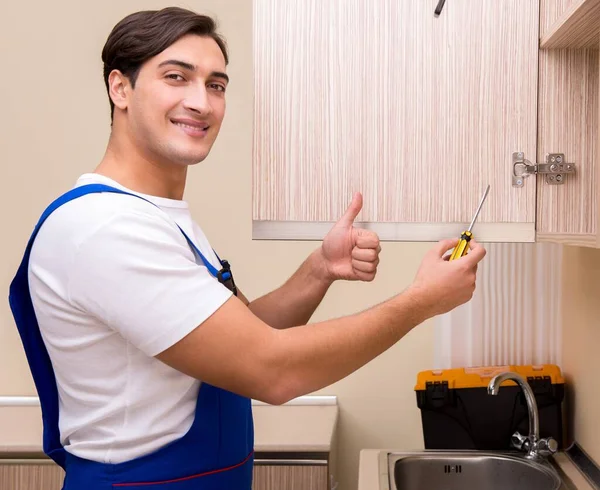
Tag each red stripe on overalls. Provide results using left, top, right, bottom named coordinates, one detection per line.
left=112, top=451, right=254, bottom=487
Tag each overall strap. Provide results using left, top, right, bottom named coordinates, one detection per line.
left=6, top=186, right=115, bottom=467
left=82, top=185, right=236, bottom=291
left=68, top=185, right=228, bottom=279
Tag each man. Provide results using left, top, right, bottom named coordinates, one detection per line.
left=9, top=6, right=486, bottom=490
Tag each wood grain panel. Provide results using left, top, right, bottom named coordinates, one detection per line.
left=253, top=464, right=328, bottom=490
left=540, top=0, right=600, bottom=49
left=0, top=462, right=330, bottom=490
left=536, top=48, right=599, bottom=238
left=0, top=462, right=64, bottom=490
left=540, top=0, right=579, bottom=36
left=253, top=0, right=538, bottom=229
left=536, top=233, right=598, bottom=247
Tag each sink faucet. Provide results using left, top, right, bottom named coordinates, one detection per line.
left=487, top=372, right=558, bottom=460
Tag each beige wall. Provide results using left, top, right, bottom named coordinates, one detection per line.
left=0, top=2, right=433, bottom=489
left=562, top=246, right=600, bottom=464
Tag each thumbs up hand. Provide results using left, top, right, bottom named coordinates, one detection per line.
left=320, top=192, right=381, bottom=282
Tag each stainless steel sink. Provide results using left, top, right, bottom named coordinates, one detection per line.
left=387, top=451, right=565, bottom=490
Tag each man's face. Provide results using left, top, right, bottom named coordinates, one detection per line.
left=119, top=34, right=228, bottom=167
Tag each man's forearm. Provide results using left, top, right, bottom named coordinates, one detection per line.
left=265, top=286, right=433, bottom=403
left=248, top=247, right=333, bottom=329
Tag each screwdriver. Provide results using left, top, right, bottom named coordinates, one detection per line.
left=449, top=185, right=490, bottom=261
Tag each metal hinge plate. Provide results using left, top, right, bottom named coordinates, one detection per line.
left=512, top=153, right=576, bottom=187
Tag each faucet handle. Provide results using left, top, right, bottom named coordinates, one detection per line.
left=536, top=437, right=559, bottom=456
left=511, top=431, right=531, bottom=451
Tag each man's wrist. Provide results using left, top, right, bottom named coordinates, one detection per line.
left=309, top=247, right=336, bottom=287
left=401, top=283, right=438, bottom=322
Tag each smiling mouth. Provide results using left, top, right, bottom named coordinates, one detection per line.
left=171, top=120, right=210, bottom=131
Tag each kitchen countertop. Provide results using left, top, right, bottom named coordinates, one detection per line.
left=253, top=404, right=337, bottom=453
left=358, top=448, right=595, bottom=490
left=0, top=398, right=338, bottom=458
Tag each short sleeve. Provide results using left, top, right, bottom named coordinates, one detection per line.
left=67, top=208, right=233, bottom=356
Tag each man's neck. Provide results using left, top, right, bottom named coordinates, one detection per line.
left=95, top=132, right=187, bottom=200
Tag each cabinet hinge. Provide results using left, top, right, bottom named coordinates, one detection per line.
left=512, top=152, right=576, bottom=187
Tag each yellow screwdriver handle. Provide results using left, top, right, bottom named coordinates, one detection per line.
left=449, top=230, right=473, bottom=261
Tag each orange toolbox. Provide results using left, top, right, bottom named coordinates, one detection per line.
left=415, top=365, right=565, bottom=450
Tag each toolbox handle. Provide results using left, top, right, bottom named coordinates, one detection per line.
left=463, top=365, right=548, bottom=379
left=464, top=366, right=512, bottom=379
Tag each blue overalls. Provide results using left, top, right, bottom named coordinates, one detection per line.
left=8, top=184, right=254, bottom=489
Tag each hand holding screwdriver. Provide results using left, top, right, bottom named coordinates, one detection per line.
left=449, top=185, right=490, bottom=261
left=408, top=186, right=490, bottom=316
left=410, top=237, right=487, bottom=317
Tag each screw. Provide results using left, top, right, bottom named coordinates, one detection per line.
left=567, top=165, right=573, bottom=171
left=556, top=155, right=563, bottom=163
left=556, top=174, right=563, bottom=182
left=550, top=156, right=556, bottom=163
left=517, top=179, right=523, bottom=186
left=549, top=175, right=555, bottom=181
left=550, top=164, right=558, bottom=172
left=518, top=152, right=523, bottom=157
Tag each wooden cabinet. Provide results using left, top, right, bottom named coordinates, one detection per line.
left=252, top=0, right=538, bottom=241
left=253, top=463, right=329, bottom=490
left=540, top=0, right=600, bottom=49
left=253, top=451, right=333, bottom=490
left=537, top=0, right=600, bottom=246
left=252, top=0, right=600, bottom=248
left=0, top=458, right=333, bottom=490
left=0, top=460, right=64, bottom=490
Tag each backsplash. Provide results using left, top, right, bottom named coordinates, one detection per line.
left=434, top=242, right=563, bottom=369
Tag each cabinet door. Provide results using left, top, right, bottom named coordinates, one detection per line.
left=0, top=462, right=64, bottom=490
left=537, top=0, right=600, bottom=247
left=253, top=0, right=539, bottom=242
left=253, top=464, right=328, bottom=490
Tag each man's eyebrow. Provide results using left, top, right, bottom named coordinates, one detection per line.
left=157, top=59, right=196, bottom=72
left=157, top=60, right=229, bottom=83
left=211, top=71, right=229, bottom=83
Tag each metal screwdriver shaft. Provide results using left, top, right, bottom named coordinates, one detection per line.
left=449, top=185, right=490, bottom=261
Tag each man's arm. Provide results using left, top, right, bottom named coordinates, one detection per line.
left=244, top=248, right=333, bottom=329
left=157, top=238, right=486, bottom=405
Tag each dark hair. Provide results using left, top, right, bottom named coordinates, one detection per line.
left=101, top=7, right=229, bottom=120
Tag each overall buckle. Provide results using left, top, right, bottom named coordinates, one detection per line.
left=217, top=260, right=238, bottom=296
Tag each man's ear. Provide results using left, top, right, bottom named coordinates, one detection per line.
left=108, top=70, right=130, bottom=112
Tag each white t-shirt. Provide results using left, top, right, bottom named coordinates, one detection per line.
left=28, top=173, right=233, bottom=464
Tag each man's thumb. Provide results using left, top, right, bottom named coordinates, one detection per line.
left=434, top=238, right=460, bottom=258
left=338, top=192, right=363, bottom=226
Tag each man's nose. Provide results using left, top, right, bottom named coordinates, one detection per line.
left=183, top=86, right=213, bottom=116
